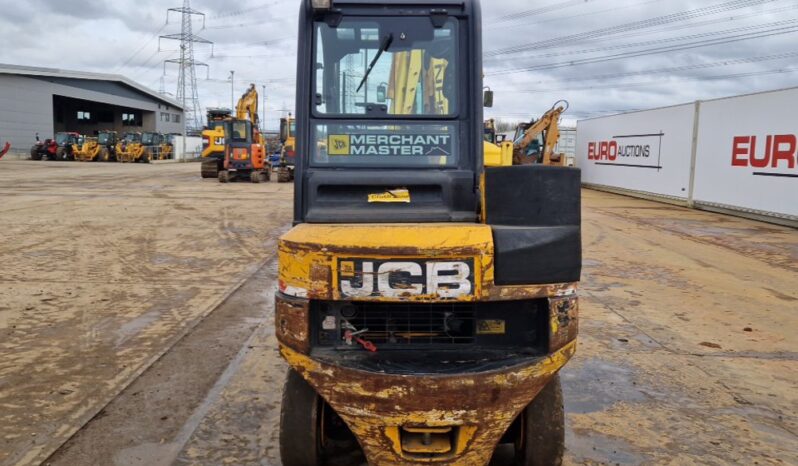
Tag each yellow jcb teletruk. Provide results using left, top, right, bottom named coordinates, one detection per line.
left=275, top=1, right=581, bottom=465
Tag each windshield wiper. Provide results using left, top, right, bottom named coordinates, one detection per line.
left=357, top=33, right=393, bottom=93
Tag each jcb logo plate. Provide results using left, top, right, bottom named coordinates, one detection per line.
left=337, top=258, right=475, bottom=299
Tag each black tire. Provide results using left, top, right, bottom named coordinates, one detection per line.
left=515, top=375, right=565, bottom=466
left=56, top=147, right=66, bottom=161
left=31, top=147, right=42, bottom=161
left=218, top=170, right=230, bottom=183
left=277, top=168, right=291, bottom=183
left=250, top=171, right=262, bottom=183
left=280, top=370, right=323, bottom=466
left=262, top=169, right=271, bottom=182
left=100, top=148, right=110, bottom=162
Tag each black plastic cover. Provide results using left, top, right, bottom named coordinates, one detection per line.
left=484, top=166, right=581, bottom=285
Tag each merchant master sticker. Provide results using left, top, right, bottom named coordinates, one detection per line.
left=327, top=133, right=452, bottom=157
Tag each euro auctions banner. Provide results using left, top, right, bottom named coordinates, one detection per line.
left=693, top=88, right=797, bottom=218
left=576, top=104, right=696, bottom=199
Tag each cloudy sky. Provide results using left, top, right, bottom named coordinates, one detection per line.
left=1, top=0, right=796, bottom=129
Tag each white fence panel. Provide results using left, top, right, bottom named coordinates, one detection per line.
left=576, top=104, right=696, bottom=200
left=693, top=88, right=797, bottom=219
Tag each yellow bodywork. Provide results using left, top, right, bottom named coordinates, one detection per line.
left=74, top=138, right=101, bottom=162
left=514, top=102, right=568, bottom=166
left=277, top=223, right=579, bottom=465
left=201, top=126, right=226, bottom=159
left=483, top=140, right=513, bottom=167
left=118, top=142, right=148, bottom=163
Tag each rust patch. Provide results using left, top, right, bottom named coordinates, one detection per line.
left=275, top=295, right=310, bottom=354
left=549, top=296, right=579, bottom=353
left=281, top=343, right=576, bottom=465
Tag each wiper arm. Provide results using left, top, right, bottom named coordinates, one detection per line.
left=357, top=33, right=393, bottom=93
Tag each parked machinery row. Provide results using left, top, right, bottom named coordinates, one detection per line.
left=29, top=131, right=174, bottom=163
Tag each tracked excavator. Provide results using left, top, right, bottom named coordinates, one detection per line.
left=276, top=115, right=296, bottom=182
left=275, top=1, right=581, bottom=465
left=218, top=83, right=269, bottom=183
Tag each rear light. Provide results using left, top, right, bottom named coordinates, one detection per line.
left=202, top=136, right=209, bottom=148
left=311, top=0, right=332, bottom=10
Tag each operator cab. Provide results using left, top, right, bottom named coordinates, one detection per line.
left=295, top=0, right=483, bottom=224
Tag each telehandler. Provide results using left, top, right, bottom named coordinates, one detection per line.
left=115, top=132, right=141, bottom=162
left=74, top=137, right=103, bottom=162
left=275, top=1, right=581, bottom=465
left=97, top=130, right=119, bottom=162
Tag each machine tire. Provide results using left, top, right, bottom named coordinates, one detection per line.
left=56, top=147, right=66, bottom=161
left=100, top=148, right=110, bottom=162
left=218, top=170, right=230, bottom=183
left=263, top=168, right=272, bottom=182
left=31, top=148, right=42, bottom=161
left=277, top=169, right=291, bottom=183
left=280, top=369, right=323, bottom=466
left=514, top=375, right=565, bottom=466
left=250, top=171, right=262, bottom=184
left=141, top=151, right=151, bottom=164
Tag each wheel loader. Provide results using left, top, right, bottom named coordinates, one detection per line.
left=275, top=1, right=582, bottom=465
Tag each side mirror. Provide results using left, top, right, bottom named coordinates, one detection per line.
left=483, top=90, right=494, bottom=108
left=377, top=84, right=387, bottom=103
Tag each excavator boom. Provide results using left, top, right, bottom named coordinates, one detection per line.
left=513, top=100, right=569, bottom=166
left=236, top=83, right=260, bottom=128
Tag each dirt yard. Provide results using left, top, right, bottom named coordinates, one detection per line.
left=0, top=160, right=795, bottom=466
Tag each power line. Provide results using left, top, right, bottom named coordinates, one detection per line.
left=485, top=0, right=779, bottom=57
left=487, top=51, right=798, bottom=84
left=161, top=0, right=214, bottom=132
left=486, top=0, right=662, bottom=30
left=488, top=0, right=605, bottom=25
left=114, top=23, right=168, bottom=73
left=497, top=66, right=798, bottom=94
left=486, top=25, right=798, bottom=76
left=486, top=18, right=798, bottom=63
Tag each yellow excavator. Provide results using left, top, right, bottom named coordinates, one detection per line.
left=200, top=109, right=230, bottom=178
left=276, top=115, right=296, bottom=183
left=201, top=84, right=268, bottom=181
left=275, top=2, right=581, bottom=465
left=217, top=84, right=270, bottom=183
left=512, top=100, right=569, bottom=166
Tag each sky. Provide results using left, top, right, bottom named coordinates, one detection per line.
left=1, top=0, right=796, bottom=129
